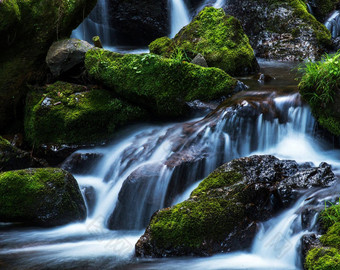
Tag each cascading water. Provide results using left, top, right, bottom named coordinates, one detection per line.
left=71, top=0, right=114, bottom=46
left=325, top=10, right=340, bottom=38
left=169, top=0, right=191, bottom=37
left=1, top=62, right=340, bottom=269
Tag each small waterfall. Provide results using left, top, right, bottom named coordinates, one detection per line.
left=325, top=10, right=340, bottom=38
left=169, top=0, right=191, bottom=37
left=197, top=0, right=227, bottom=13
left=71, top=0, right=115, bottom=46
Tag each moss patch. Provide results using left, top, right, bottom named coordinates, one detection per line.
left=0, top=168, right=86, bottom=226
left=305, top=248, right=340, bottom=270
left=298, top=52, right=340, bottom=136
left=149, top=169, right=244, bottom=249
left=25, top=81, right=147, bottom=145
left=149, top=7, right=258, bottom=76
left=85, top=49, right=237, bottom=118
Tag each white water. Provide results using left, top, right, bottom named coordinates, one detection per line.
left=325, top=10, right=340, bottom=38
left=1, top=80, right=340, bottom=268
left=169, top=0, right=191, bottom=37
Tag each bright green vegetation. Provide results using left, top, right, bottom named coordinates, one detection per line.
left=25, top=81, right=147, bottom=145
left=149, top=7, right=258, bottom=76
left=0, top=168, right=86, bottom=226
left=85, top=49, right=237, bottom=117
left=0, top=0, right=96, bottom=132
left=149, top=169, right=244, bottom=249
left=305, top=248, right=340, bottom=270
left=298, top=52, right=340, bottom=136
left=305, top=202, right=340, bottom=270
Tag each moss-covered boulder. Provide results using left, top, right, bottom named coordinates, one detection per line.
left=85, top=49, right=237, bottom=118
left=25, top=81, right=147, bottom=145
left=224, top=0, right=331, bottom=61
left=0, top=136, right=45, bottom=172
left=136, top=155, right=336, bottom=257
left=0, top=0, right=97, bottom=133
left=0, top=168, right=86, bottom=226
left=299, top=52, right=340, bottom=136
left=304, top=203, right=340, bottom=270
left=149, top=7, right=258, bottom=76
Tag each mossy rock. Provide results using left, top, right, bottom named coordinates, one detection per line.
left=149, top=7, right=258, bottom=76
left=0, top=136, right=45, bottom=172
left=0, top=0, right=97, bottom=133
left=136, top=155, right=336, bottom=257
left=311, top=0, right=339, bottom=22
left=0, top=168, right=86, bottom=226
left=298, top=52, right=340, bottom=136
left=224, top=0, right=331, bottom=61
left=305, top=247, right=340, bottom=270
left=85, top=49, right=237, bottom=118
left=25, top=81, right=147, bottom=145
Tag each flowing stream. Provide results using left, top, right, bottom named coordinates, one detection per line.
left=0, top=61, right=340, bottom=269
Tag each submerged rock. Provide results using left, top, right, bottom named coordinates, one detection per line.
left=149, top=7, right=259, bottom=76
left=0, top=168, right=86, bottom=226
left=135, top=155, right=336, bottom=257
left=25, top=81, right=147, bottom=145
left=224, top=0, right=331, bottom=61
left=0, top=0, right=97, bottom=132
left=85, top=49, right=237, bottom=118
left=46, top=38, right=93, bottom=78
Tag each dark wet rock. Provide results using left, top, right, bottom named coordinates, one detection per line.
left=301, top=233, right=321, bottom=261
left=0, top=136, right=47, bottom=172
left=190, top=53, right=208, bottom=67
left=46, top=38, right=93, bottom=78
left=224, top=0, right=331, bottom=61
left=255, top=73, right=275, bottom=83
left=62, top=152, right=104, bottom=174
left=0, top=168, right=86, bottom=227
left=135, top=155, right=336, bottom=257
left=82, top=185, right=96, bottom=216
left=108, top=0, right=169, bottom=45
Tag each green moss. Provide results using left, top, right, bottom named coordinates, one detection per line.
left=85, top=49, right=237, bottom=117
left=149, top=7, right=258, bottom=76
left=305, top=248, right=340, bottom=270
left=321, top=223, right=340, bottom=249
left=0, top=168, right=85, bottom=225
left=149, top=169, right=244, bottom=249
left=0, top=0, right=97, bottom=132
left=25, top=81, right=147, bottom=145
left=298, top=52, right=340, bottom=136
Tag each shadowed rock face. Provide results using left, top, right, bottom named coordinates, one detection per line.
left=224, top=0, right=331, bottom=61
left=107, top=0, right=169, bottom=45
left=135, top=155, right=336, bottom=257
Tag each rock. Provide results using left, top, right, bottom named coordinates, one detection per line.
left=149, top=7, right=259, bottom=76
left=299, top=52, right=340, bottom=136
left=0, top=136, right=46, bottom=172
left=301, top=233, right=321, bottom=261
left=82, top=185, right=96, bottom=216
left=46, top=38, right=93, bottom=78
left=135, top=155, right=336, bottom=257
left=24, top=81, right=147, bottom=145
left=224, top=0, right=331, bottom=61
left=0, top=0, right=97, bottom=132
left=309, top=0, right=339, bottom=22
left=107, top=0, right=169, bottom=45
left=0, top=168, right=86, bottom=226
left=190, top=54, right=208, bottom=67
left=85, top=49, right=237, bottom=118
left=62, top=152, right=104, bottom=174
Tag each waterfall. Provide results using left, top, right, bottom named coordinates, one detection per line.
left=71, top=0, right=114, bottom=46
left=325, top=10, right=340, bottom=38
left=1, top=86, right=340, bottom=268
left=169, top=0, right=191, bottom=37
